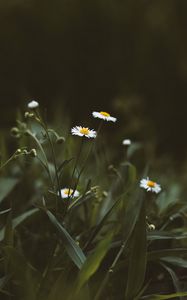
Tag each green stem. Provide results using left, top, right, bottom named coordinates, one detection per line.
left=26, top=130, right=53, bottom=187
left=0, top=155, right=15, bottom=171
left=68, top=138, right=84, bottom=198
left=44, top=128, right=61, bottom=213
left=33, top=110, right=61, bottom=211
left=94, top=241, right=126, bottom=300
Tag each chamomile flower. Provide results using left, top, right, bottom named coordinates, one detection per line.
left=92, top=111, right=117, bottom=122
left=71, top=126, right=97, bottom=138
left=122, top=139, right=131, bottom=146
left=60, top=188, right=80, bottom=199
left=28, top=100, right=39, bottom=109
left=140, top=177, right=161, bottom=194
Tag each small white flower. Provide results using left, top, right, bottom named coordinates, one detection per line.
left=28, top=100, right=39, bottom=109
left=71, top=126, right=97, bottom=138
left=60, top=188, right=80, bottom=199
left=92, top=111, right=117, bottom=122
left=122, top=139, right=131, bottom=146
left=140, top=177, right=161, bottom=194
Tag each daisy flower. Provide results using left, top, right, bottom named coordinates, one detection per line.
left=122, top=139, right=131, bottom=146
left=60, top=188, right=79, bottom=199
left=28, top=100, right=39, bottom=109
left=92, top=111, right=117, bottom=122
left=140, top=177, right=161, bottom=194
left=71, top=126, right=97, bottom=138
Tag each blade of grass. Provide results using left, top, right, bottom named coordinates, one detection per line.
left=125, top=199, right=147, bottom=300
left=46, top=210, right=86, bottom=269
left=160, top=262, right=182, bottom=300
left=141, top=292, right=187, bottom=299
left=94, top=189, right=145, bottom=300
left=0, top=208, right=39, bottom=241
left=72, top=232, right=113, bottom=298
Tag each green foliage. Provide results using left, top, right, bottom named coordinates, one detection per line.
left=0, top=103, right=187, bottom=300
left=0, top=178, right=19, bottom=204
left=46, top=210, right=86, bottom=269
left=125, top=200, right=147, bottom=300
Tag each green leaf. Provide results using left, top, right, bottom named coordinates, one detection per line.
left=148, top=231, right=187, bottom=241
left=3, top=246, right=41, bottom=300
left=4, top=211, right=13, bottom=246
left=0, top=208, right=39, bottom=241
left=74, top=232, right=113, bottom=295
left=148, top=248, right=187, bottom=261
left=141, top=292, right=187, bottom=299
left=93, top=189, right=145, bottom=300
left=84, top=164, right=136, bottom=250
left=160, top=262, right=181, bottom=297
left=46, top=210, right=86, bottom=269
left=156, top=184, right=180, bottom=215
left=98, top=163, right=136, bottom=224
left=161, top=257, right=187, bottom=268
left=58, top=158, right=74, bottom=174
left=0, top=178, right=19, bottom=204
left=122, top=188, right=144, bottom=241
left=125, top=200, right=147, bottom=300
left=0, top=208, right=11, bottom=215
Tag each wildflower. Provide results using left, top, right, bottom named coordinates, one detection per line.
left=92, top=111, right=117, bottom=122
left=122, top=139, right=131, bottom=146
left=60, top=188, right=79, bottom=199
left=71, top=126, right=97, bottom=138
left=140, top=177, right=161, bottom=194
left=28, top=100, right=39, bottom=109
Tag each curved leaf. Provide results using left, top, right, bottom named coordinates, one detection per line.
left=74, top=232, right=113, bottom=296
left=0, top=178, right=19, bottom=204
left=0, top=208, right=39, bottom=241
left=141, top=292, right=187, bottom=299
left=46, top=210, right=86, bottom=269
left=125, top=200, right=147, bottom=299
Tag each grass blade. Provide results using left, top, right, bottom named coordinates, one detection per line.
left=125, top=199, right=147, bottom=299
left=46, top=210, right=86, bottom=269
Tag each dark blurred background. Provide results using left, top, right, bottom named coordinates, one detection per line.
left=0, top=0, right=187, bottom=162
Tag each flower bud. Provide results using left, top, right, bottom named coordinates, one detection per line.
left=56, top=137, right=65, bottom=144
left=30, top=149, right=37, bottom=157
left=11, top=127, right=20, bottom=137
left=149, top=224, right=156, bottom=231
left=28, top=100, right=39, bottom=109
left=122, top=139, right=131, bottom=146
left=15, top=149, right=22, bottom=155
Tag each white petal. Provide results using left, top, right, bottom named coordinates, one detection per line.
left=28, top=100, right=39, bottom=109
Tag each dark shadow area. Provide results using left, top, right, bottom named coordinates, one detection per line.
left=0, top=0, right=187, bottom=161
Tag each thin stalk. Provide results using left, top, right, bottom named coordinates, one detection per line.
left=0, top=155, right=15, bottom=171
left=94, top=241, right=127, bottom=300
left=71, top=142, right=92, bottom=194
left=45, top=129, right=61, bottom=212
left=33, top=110, right=61, bottom=211
left=26, top=130, right=53, bottom=187
left=70, top=120, right=103, bottom=197
left=68, top=138, right=84, bottom=198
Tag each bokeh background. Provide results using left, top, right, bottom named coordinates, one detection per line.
left=1, top=0, right=187, bottom=163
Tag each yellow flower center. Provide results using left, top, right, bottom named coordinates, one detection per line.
left=100, top=111, right=110, bottom=117
left=64, top=189, right=73, bottom=195
left=147, top=181, right=156, bottom=188
left=80, top=127, right=90, bottom=135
